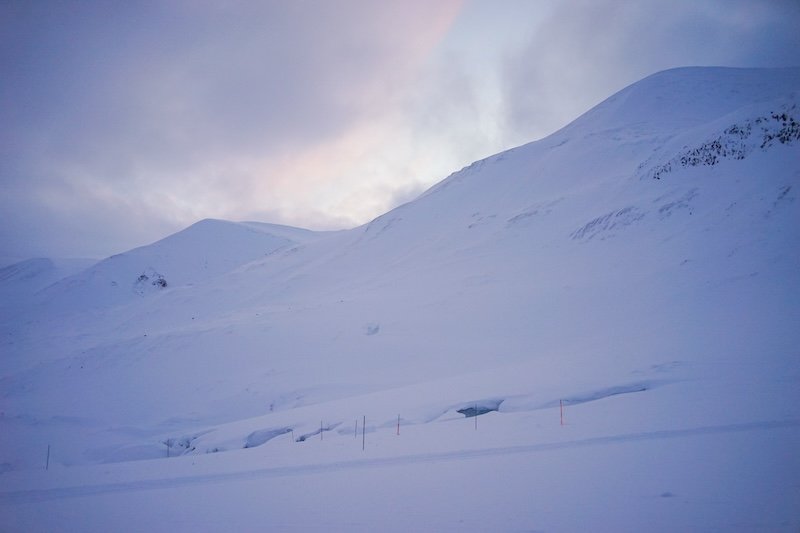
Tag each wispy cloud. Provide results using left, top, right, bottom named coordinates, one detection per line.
left=1, top=1, right=462, bottom=259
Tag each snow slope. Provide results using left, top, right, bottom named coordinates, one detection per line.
left=1, top=67, right=798, bottom=531
left=33, top=218, right=325, bottom=312
left=0, top=257, right=96, bottom=301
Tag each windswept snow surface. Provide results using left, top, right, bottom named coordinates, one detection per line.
left=1, top=67, right=799, bottom=531
left=0, top=258, right=96, bottom=301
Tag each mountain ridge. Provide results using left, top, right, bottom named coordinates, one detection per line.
left=1, top=66, right=798, bottom=475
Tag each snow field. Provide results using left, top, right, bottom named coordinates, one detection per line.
left=2, top=357, right=798, bottom=531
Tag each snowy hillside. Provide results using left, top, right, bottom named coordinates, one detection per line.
left=34, top=218, right=325, bottom=312
left=1, top=67, right=798, bottom=531
left=0, top=257, right=96, bottom=300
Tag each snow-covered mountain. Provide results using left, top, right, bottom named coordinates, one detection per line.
left=1, top=67, right=798, bottom=531
left=34, top=218, right=326, bottom=312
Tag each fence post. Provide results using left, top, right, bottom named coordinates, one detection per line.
left=45, top=444, right=50, bottom=470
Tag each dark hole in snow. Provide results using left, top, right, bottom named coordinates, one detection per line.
left=295, top=422, right=341, bottom=442
left=560, top=383, right=649, bottom=406
left=457, top=399, right=504, bottom=417
left=244, top=427, right=292, bottom=448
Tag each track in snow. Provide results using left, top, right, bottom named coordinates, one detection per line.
left=2, top=419, right=797, bottom=505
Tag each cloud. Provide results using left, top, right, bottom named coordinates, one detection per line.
left=2, top=2, right=457, bottom=159
left=0, top=1, right=462, bottom=259
left=0, top=174, right=179, bottom=262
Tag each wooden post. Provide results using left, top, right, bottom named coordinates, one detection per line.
left=397, top=414, right=400, bottom=436
left=45, top=444, right=50, bottom=471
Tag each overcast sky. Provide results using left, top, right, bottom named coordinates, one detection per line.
left=2, top=0, right=799, bottom=263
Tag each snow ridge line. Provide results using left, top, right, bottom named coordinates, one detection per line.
left=1, top=419, right=797, bottom=505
